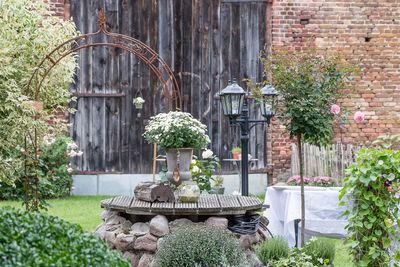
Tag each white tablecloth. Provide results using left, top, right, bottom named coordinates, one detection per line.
left=263, top=186, right=348, bottom=247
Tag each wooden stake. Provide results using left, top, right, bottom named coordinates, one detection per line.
left=152, top=144, right=157, bottom=182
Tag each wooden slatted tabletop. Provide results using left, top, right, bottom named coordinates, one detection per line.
left=101, top=195, right=268, bottom=215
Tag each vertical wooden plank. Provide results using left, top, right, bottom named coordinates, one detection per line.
left=220, top=2, right=237, bottom=167
left=104, top=1, right=120, bottom=172
left=82, top=0, right=94, bottom=171
left=190, top=0, right=201, bottom=120
left=90, top=0, right=106, bottom=172
left=200, top=0, right=212, bottom=143
left=147, top=0, right=159, bottom=172
left=130, top=0, right=145, bottom=173
left=173, top=0, right=183, bottom=112
left=210, top=0, right=221, bottom=158
left=255, top=2, right=268, bottom=169
left=119, top=0, right=132, bottom=173
left=69, top=0, right=82, bottom=171
left=180, top=0, right=192, bottom=114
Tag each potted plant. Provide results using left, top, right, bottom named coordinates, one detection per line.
left=210, top=176, right=225, bottom=194
left=231, top=147, right=242, bottom=160
left=144, top=111, right=210, bottom=185
left=133, top=97, right=145, bottom=109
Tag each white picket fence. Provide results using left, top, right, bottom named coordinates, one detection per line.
left=291, top=142, right=361, bottom=185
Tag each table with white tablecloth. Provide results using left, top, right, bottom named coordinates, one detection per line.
left=263, top=186, right=348, bottom=247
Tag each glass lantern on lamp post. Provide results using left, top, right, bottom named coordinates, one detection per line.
left=218, top=80, right=277, bottom=196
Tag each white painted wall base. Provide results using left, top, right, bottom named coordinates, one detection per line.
left=71, top=173, right=267, bottom=196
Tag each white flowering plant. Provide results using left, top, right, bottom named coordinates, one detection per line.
left=190, top=149, right=221, bottom=193
left=143, top=112, right=210, bottom=151
left=133, top=97, right=145, bottom=104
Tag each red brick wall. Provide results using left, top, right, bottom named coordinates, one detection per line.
left=269, top=0, right=400, bottom=180
left=46, top=0, right=69, bottom=20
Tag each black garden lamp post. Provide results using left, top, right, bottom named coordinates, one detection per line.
left=259, top=83, right=278, bottom=124
left=219, top=80, right=246, bottom=119
left=218, top=80, right=277, bottom=196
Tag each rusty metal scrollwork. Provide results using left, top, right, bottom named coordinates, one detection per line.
left=24, top=11, right=182, bottom=210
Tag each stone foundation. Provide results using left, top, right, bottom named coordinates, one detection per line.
left=93, top=209, right=267, bottom=267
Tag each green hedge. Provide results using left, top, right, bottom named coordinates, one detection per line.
left=0, top=207, right=129, bottom=266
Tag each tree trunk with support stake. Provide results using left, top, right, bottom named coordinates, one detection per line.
left=297, top=133, right=305, bottom=247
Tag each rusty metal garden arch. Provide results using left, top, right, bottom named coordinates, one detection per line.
left=24, top=11, right=181, bottom=210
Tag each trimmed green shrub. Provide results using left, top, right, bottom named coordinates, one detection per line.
left=155, top=225, right=248, bottom=267
left=304, top=238, right=335, bottom=265
left=256, top=236, right=289, bottom=264
left=0, top=207, right=129, bottom=266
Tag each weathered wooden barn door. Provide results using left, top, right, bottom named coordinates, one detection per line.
left=70, top=0, right=270, bottom=173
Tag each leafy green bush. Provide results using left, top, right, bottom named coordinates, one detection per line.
left=0, top=135, right=80, bottom=203
left=155, top=225, right=248, bottom=267
left=0, top=207, right=129, bottom=266
left=256, top=236, right=289, bottom=264
left=272, top=247, right=322, bottom=267
left=304, top=238, right=335, bottom=265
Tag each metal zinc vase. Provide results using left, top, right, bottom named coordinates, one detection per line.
left=166, top=148, right=193, bottom=185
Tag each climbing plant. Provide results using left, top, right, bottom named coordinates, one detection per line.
left=340, top=135, right=400, bottom=266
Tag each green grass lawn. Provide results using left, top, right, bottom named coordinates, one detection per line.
left=0, top=196, right=110, bottom=231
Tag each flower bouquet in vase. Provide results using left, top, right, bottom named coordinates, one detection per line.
left=143, top=111, right=210, bottom=185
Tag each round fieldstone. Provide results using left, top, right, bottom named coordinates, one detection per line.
left=92, top=222, right=107, bottom=240
left=205, top=217, right=228, bottom=228
left=238, top=234, right=259, bottom=250
left=123, top=251, right=140, bottom=267
left=149, top=215, right=169, bottom=237
left=137, top=253, right=155, bottom=267
left=115, top=233, right=136, bottom=251
left=104, top=231, right=118, bottom=249
left=121, top=220, right=133, bottom=233
left=105, top=214, right=126, bottom=225
left=168, top=218, right=195, bottom=232
left=130, top=222, right=150, bottom=236
left=100, top=209, right=119, bottom=221
left=134, top=234, right=158, bottom=252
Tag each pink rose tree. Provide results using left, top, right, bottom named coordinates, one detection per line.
left=253, top=46, right=356, bottom=246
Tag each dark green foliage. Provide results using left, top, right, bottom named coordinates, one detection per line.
left=305, top=238, right=335, bottom=265
left=155, top=225, right=248, bottom=267
left=0, top=207, right=129, bottom=266
left=256, top=236, right=289, bottom=264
